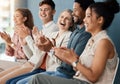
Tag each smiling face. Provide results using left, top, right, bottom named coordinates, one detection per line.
left=57, top=10, right=73, bottom=31
left=13, top=11, right=27, bottom=26
left=39, top=4, right=55, bottom=24
left=84, top=8, right=103, bottom=35
left=72, top=2, right=85, bottom=25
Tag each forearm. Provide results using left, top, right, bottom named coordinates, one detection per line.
left=75, top=62, right=99, bottom=83
left=25, top=35, right=36, bottom=52
left=22, top=45, right=33, bottom=59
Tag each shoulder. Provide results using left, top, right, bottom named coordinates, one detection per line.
left=96, top=38, right=115, bottom=55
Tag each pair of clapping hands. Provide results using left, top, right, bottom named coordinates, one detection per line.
left=33, top=29, right=55, bottom=52
left=14, top=24, right=54, bottom=52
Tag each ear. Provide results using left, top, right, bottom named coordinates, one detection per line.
left=52, top=10, right=56, bottom=15
left=23, top=17, right=27, bottom=22
left=98, top=16, right=104, bottom=24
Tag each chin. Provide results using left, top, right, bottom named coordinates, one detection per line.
left=85, top=28, right=90, bottom=32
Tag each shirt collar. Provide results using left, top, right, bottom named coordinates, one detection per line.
left=91, top=30, right=107, bottom=41
left=42, top=21, right=54, bottom=29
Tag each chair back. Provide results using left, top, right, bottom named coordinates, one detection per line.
left=112, top=57, right=119, bottom=84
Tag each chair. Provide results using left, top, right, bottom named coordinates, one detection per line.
left=112, top=57, right=119, bottom=84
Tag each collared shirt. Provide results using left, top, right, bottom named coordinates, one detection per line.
left=42, top=21, right=58, bottom=37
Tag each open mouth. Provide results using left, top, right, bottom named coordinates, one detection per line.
left=60, top=22, right=65, bottom=26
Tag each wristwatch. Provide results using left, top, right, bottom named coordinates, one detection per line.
left=72, top=59, right=79, bottom=68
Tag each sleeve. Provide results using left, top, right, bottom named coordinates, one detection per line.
left=25, top=35, right=37, bottom=54
left=74, top=32, right=91, bottom=56
left=48, top=32, right=72, bottom=65
left=22, top=45, right=33, bottom=59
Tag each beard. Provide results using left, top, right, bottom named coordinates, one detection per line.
left=73, top=16, right=83, bottom=25
left=74, top=19, right=83, bottom=25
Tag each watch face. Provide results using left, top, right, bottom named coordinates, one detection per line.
left=72, top=59, right=79, bottom=67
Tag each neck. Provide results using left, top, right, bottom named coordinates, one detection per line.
left=59, top=29, right=66, bottom=35
left=43, top=19, right=53, bottom=25
left=91, top=29, right=103, bottom=37
left=79, top=23, right=84, bottom=29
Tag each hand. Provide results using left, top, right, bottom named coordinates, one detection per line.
left=35, top=36, right=53, bottom=52
left=32, top=26, right=41, bottom=39
left=15, top=24, right=30, bottom=39
left=0, top=31, right=12, bottom=44
left=53, top=47, right=78, bottom=64
left=32, top=26, right=39, bottom=35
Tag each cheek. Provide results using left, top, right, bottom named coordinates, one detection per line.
left=65, top=23, right=71, bottom=30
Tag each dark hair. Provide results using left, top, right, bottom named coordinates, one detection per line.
left=39, top=0, right=55, bottom=10
left=74, top=0, right=95, bottom=11
left=15, top=8, right=34, bottom=30
left=89, top=0, right=120, bottom=30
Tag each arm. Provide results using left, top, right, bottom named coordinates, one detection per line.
left=49, top=32, right=71, bottom=64
left=15, top=25, right=37, bottom=53
left=22, top=45, right=33, bottom=59
left=74, top=39, right=113, bottom=82
left=5, top=44, right=14, bottom=56
left=54, top=39, right=114, bottom=83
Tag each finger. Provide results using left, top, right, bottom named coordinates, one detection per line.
left=39, top=31, right=44, bottom=36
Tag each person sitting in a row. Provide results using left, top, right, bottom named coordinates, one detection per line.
left=0, top=8, right=34, bottom=60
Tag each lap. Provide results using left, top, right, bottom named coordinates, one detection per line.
left=41, top=71, right=71, bottom=78
left=29, top=74, right=78, bottom=84
left=6, top=68, right=45, bottom=84
left=29, top=74, right=89, bottom=84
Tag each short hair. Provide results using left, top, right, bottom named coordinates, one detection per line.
left=74, top=0, right=95, bottom=11
left=39, top=0, right=55, bottom=10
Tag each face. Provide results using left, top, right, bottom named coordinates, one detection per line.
left=84, top=8, right=102, bottom=34
left=13, top=11, right=26, bottom=26
left=57, top=11, right=73, bottom=31
left=72, top=2, right=85, bottom=25
left=39, top=4, right=55, bottom=24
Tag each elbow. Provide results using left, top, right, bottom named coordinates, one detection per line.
left=88, top=76, right=99, bottom=83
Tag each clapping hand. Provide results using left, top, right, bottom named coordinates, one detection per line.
left=15, top=24, right=31, bottom=39
left=35, top=35, right=53, bottom=52
left=0, top=31, right=12, bottom=44
left=53, top=47, right=78, bottom=64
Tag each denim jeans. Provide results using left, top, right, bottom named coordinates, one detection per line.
left=6, top=69, right=45, bottom=84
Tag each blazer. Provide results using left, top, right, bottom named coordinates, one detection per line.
left=23, top=31, right=72, bottom=71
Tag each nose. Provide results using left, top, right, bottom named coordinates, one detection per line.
left=61, top=18, right=65, bottom=23
left=83, top=17, right=86, bottom=23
